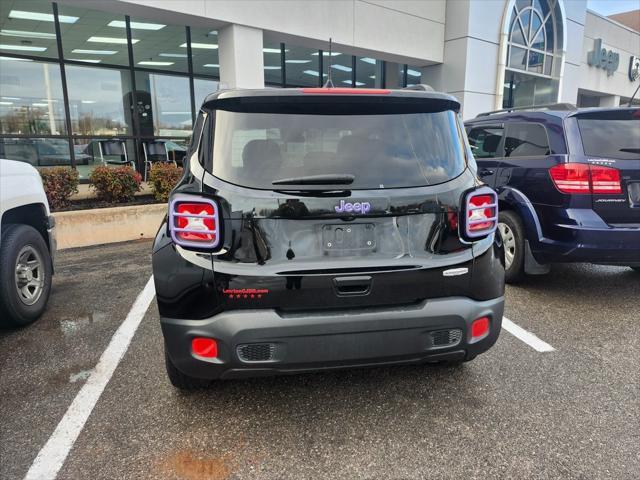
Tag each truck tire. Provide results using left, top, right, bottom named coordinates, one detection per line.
left=165, top=347, right=211, bottom=390
left=0, top=224, right=52, bottom=327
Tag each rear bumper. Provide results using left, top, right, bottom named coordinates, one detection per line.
left=533, top=223, right=640, bottom=265
left=161, top=296, right=504, bottom=380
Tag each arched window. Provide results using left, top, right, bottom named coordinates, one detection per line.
left=503, top=0, right=564, bottom=108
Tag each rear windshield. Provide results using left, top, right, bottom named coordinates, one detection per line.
left=210, top=110, right=466, bottom=190
left=577, top=110, right=640, bottom=160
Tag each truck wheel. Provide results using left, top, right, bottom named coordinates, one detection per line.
left=498, top=211, right=525, bottom=284
left=164, top=348, right=211, bottom=390
left=0, top=224, right=52, bottom=328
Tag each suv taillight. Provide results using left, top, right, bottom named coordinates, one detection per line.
left=169, top=195, right=220, bottom=248
left=464, top=187, right=498, bottom=239
left=549, top=163, right=621, bottom=195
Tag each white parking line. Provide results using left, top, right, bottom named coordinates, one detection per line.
left=24, top=276, right=155, bottom=480
left=502, top=316, right=555, bottom=352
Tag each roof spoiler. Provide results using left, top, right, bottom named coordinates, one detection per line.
left=403, top=84, right=434, bottom=92
left=476, top=103, right=577, bottom=117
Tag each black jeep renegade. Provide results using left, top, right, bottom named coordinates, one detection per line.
left=152, top=86, right=505, bottom=389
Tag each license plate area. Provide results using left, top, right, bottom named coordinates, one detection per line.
left=322, top=224, right=376, bottom=252
left=628, top=182, right=640, bottom=207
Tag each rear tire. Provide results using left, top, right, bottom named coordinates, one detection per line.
left=0, top=224, right=52, bottom=328
left=164, top=348, right=211, bottom=390
left=498, top=211, right=525, bottom=284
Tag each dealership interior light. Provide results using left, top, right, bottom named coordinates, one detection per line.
left=407, top=69, right=421, bottom=77
left=182, top=42, right=217, bottom=49
left=0, top=56, right=33, bottom=62
left=342, top=80, right=365, bottom=86
left=8, top=10, right=78, bottom=24
left=138, top=61, right=175, bottom=66
left=203, top=63, right=219, bottom=68
left=331, top=64, right=352, bottom=72
left=88, top=36, right=137, bottom=45
left=263, top=48, right=288, bottom=53
left=285, top=59, right=311, bottom=64
left=71, top=49, right=118, bottom=55
left=68, top=58, right=102, bottom=63
left=0, top=29, right=56, bottom=40
left=360, top=57, right=376, bottom=64
left=0, top=44, right=47, bottom=52
left=303, top=70, right=327, bottom=77
left=108, top=20, right=166, bottom=30
left=159, top=53, right=187, bottom=58
left=264, top=66, right=281, bottom=70
left=0, top=101, right=14, bottom=105
left=312, top=51, right=341, bottom=56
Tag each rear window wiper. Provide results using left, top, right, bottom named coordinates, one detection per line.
left=272, top=174, right=355, bottom=185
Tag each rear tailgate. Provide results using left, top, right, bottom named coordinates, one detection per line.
left=205, top=177, right=477, bottom=313
left=575, top=109, right=640, bottom=225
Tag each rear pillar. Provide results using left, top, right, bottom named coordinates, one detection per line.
left=219, top=24, right=264, bottom=89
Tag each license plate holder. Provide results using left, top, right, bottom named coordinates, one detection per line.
left=322, top=224, right=376, bottom=251
left=628, top=182, right=640, bottom=207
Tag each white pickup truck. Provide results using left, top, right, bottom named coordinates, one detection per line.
left=0, top=159, right=56, bottom=327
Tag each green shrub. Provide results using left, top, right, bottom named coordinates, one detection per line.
left=39, top=167, right=79, bottom=210
left=148, top=163, right=183, bottom=202
left=89, top=166, right=142, bottom=203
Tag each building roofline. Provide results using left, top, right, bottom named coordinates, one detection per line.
left=586, top=8, right=640, bottom=35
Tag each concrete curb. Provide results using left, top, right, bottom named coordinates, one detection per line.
left=53, top=204, right=167, bottom=250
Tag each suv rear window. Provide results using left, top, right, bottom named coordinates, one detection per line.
left=577, top=110, right=640, bottom=160
left=210, top=110, right=466, bottom=190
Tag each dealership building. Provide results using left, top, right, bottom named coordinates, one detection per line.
left=0, top=0, right=638, bottom=176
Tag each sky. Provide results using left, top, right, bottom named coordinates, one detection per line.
left=587, top=0, right=639, bottom=16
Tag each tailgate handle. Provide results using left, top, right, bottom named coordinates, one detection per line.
left=333, top=276, right=372, bottom=296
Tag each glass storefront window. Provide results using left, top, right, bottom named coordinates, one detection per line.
left=503, top=0, right=563, bottom=108
left=65, top=64, right=132, bottom=136
left=328, top=53, right=352, bottom=87
left=58, top=4, right=129, bottom=67
left=194, top=77, right=219, bottom=109
left=132, top=22, right=188, bottom=73
left=0, top=0, right=59, bottom=59
left=502, top=70, right=558, bottom=108
left=355, top=56, right=377, bottom=88
left=135, top=71, right=191, bottom=137
left=0, top=57, right=66, bottom=135
left=0, top=137, right=71, bottom=167
left=263, top=40, right=282, bottom=86
left=189, top=27, right=219, bottom=77
left=405, top=65, right=422, bottom=87
left=285, top=45, right=321, bottom=87
left=72, top=138, right=135, bottom=179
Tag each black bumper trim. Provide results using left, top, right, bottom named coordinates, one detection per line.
left=161, top=296, right=504, bottom=380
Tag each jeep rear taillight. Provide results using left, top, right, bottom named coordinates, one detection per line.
left=549, top=163, right=621, bottom=195
left=590, top=165, right=622, bottom=194
left=464, top=187, right=498, bottom=239
left=169, top=195, right=220, bottom=249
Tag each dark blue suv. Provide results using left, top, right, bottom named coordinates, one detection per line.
left=465, top=106, right=639, bottom=283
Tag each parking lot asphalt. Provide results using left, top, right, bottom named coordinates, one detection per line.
left=1, top=240, right=638, bottom=480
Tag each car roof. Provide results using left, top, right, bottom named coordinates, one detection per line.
left=467, top=106, right=638, bottom=123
